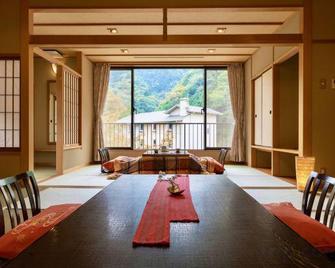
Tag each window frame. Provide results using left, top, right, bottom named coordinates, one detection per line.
left=0, top=56, right=21, bottom=152
left=104, top=66, right=231, bottom=150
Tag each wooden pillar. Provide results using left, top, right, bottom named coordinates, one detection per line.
left=56, top=66, right=65, bottom=175
left=20, top=1, right=34, bottom=172
left=298, top=0, right=312, bottom=157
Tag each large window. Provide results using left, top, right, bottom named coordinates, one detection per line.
left=102, top=67, right=234, bottom=150
left=0, top=58, right=20, bottom=149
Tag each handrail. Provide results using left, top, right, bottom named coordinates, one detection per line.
left=103, top=122, right=233, bottom=149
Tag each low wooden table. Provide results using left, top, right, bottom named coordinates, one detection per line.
left=142, top=149, right=189, bottom=157
left=142, top=150, right=190, bottom=173
left=2, top=175, right=334, bottom=267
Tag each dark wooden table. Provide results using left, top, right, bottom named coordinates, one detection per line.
left=142, top=149, right=189, bottom=157
left=2, top=175, right=335, bottom=267
left=142, top=150, right=190, bottom=172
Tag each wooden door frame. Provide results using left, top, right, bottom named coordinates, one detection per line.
left=20, top=2, right=312, bottom=173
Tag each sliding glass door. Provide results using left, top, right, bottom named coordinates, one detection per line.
left=133, top=68, right=204, bottom=150
left=103, top=67, right=234, bottom=150
left=102, top=69, right=132, bottom=148
left=206, top=69, right=234, bottom=148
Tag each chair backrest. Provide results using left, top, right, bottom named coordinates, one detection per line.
left=302, top=171, right=335, bottom=229
left=0, top=171, right=41, bottom=235
left=98, top=148, right=111, bottom=173
left=218, top=148, right=230, bottom=165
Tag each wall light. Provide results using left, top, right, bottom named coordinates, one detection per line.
left=121, top=49, right=129, bottom=54
left=51, top=63, right=57, bottom=74
left=208, top=49, right=216, bottom=53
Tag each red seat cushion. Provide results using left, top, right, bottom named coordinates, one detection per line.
left=0, top=204, right=80, bottom=259
left=199, top=157, right=224, bottom=174
left=264, top=202, right=335, bottom=253
left=102, top=160, right=115, bottom=172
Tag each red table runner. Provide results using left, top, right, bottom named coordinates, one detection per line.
left=133, top=175, right=199, bottom=247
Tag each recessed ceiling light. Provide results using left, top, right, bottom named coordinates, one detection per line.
left=121, top=49, right=129, bottom=54
left=107, top=27, right=118, bottom=34
left=208, top=49, right=216, bottom=53
left=216, top=27, right=227, bottom=33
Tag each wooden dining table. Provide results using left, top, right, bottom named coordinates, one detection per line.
left=2, top=175, right=335, bottom=267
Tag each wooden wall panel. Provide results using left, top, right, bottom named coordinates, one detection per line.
left=261, top=68, right=273, bottom=147
left=254, top=76, right=262, bottom=145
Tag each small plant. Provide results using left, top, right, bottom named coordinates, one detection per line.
left=157, top=173, right=184, bottom=195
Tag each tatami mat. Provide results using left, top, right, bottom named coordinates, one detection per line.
left=245, top=189, right=303, bottom=209
left=227, top=174, right=294, bottom=188
left=38, top=188, right=101, bottom=209
left=35, top=164, right=302, bottom=210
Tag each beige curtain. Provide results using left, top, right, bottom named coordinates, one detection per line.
left=228, top=63, right=246, bottom=162
left=93, top=63, right=110, bottom=161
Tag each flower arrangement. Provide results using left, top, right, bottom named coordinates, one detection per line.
left=157, top=172, right=184, bottom=195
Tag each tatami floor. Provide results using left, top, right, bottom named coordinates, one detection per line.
left=35, top=165, right=303, bottom=209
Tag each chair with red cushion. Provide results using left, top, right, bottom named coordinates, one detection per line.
left=0, top=171, right=41, bottom=235
left=265, top=171, right=335, bottom=254
left=301, top=171, right=335, bottom=228
left=98, top=148, right=111, bottom=173
left=218, top=148, right=230, bottom=172
left=0, top=171, right=81, bottom=259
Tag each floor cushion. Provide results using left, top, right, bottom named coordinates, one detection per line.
left=264, top=202, right=335, bottom=253
left=198, top=156, right=224, bottom=174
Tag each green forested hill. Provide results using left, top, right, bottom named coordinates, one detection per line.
left=105, top=68, right=232, bottom=120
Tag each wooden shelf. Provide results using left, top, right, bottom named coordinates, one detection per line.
left=252, top=145, right=299, bottom=155
left=35, top=148, right=56, bottom=152
left=251, top=145, right=273, bottom=152
left=273, top=148, right=299, bottom=155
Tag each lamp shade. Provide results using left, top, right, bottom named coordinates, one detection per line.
left=295, top=156, right=315, bottom=191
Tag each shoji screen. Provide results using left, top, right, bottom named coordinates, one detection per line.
left=254, top=76, right=262, bottom=146
left=262, top=68, right=273, bottom=147
left=63, top=70, right=81, bottom=147
left=253, top=68, right=273, bottom=147
left=0, top=58, right=20, bottom=149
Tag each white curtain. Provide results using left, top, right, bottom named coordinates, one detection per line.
left=228, top=63, right=246, bottom=162
left=93, top=63, right=110, bottom=161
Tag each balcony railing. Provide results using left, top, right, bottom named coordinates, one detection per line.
left=103, top=122, right=234, bottom=149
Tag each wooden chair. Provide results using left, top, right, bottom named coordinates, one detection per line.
left=98, top=148, right=111, bottom=173
left=218, top=148, right=230, bottom=166
left=302, top=171, right=335, bottom=229
left=0, top=171, right=41, bottom=235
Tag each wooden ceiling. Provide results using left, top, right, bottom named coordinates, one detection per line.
left=33, top=8, right=301, bottom=63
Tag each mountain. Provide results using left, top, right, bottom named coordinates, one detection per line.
left=104, top=68, right=232, bottom=122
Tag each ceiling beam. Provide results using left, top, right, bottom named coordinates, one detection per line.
left=33, top=22, right=283, bottom=26
left=30, top=6, right=303, bottom=11
left=85, top=53, right=253, bottom=57
left=34, top=23, right=164, bottom=26
left=168, top=22, right=284, bottom=26
left=87, top=61, right=244, bottom=66
left=163, top=8, right=168, bottom=40
left=30, top=34, right=302, bottom=45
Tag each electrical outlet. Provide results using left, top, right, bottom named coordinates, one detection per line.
left=331, top=78, right=335, bottom=89
left=320, top=79, right=327, bottom=89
